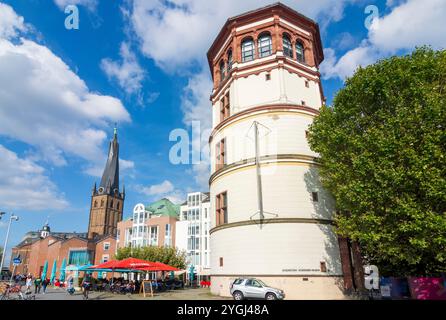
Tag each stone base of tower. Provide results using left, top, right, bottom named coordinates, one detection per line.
left=210, top=275, right=348, bottom=300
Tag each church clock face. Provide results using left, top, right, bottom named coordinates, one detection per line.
left=98, top=187, right=104, bottom=194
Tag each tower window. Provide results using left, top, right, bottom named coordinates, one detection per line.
left=283, top=34, right=293, bottom=58
left=110, top=200, right=114, bottom=208
left=117, top=202, right=120, bottom=210
left=215, top=138, right=226, bottom=171
left=219, top=93, right=230, bottom=122
left=305, top=80, right=310, bottom=88
left=101, top=199, right=104, bottom=207
left=258, top=33, right=272, bottom=58
left=227, top=49, right=233, bottom=73
left=241, top=38, right=254, bottom=62
left=312, top=192, right=319, bottom=202
left=216, top=191, right=228, bottom=226
left=301, top=100, right=306, bottom=106
left=219, top=60, right=226, bottom=82
left=94, top=200, right=98, bottom=208
left=296, top=41, right=305, bottom=63
left=305, top=130, right=309, bottom=139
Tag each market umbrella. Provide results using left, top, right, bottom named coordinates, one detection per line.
left=50, top=260, right=57, bottom=284
left=59, top=258, right=67, bottom=283
left=135, top=262, right=179, bottom=272
left=41, top=260, right=48, bottom=281
left=113, top=258, right=156, bottom=269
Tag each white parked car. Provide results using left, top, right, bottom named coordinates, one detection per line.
left=230, top=278, right=285, bottom=300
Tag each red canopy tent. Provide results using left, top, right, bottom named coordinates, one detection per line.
left=134, top=262, right=180, bottom=272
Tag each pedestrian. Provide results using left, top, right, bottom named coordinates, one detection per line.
left=42, top=278, right=49, bottom=294
left=34, top=277, right=42, bottom=294
left=25, top=275, right=33, bottom=293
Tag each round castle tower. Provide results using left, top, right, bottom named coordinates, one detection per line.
left=207, top=3, right=346, bottom=299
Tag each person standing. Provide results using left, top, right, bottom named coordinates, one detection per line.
left=42, top=278, right=49, bottom=294
left=34, top=277, right=42, bottom=294
left=25, top=275, right=33, bottom=293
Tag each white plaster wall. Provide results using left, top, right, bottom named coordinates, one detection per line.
left=210, top=164, right=335, bottom=225
left=210, top=223, right=342, bottom=276
left=175, top=220, right=188, bottom=253
left=210, top=112, right=318, bottom=172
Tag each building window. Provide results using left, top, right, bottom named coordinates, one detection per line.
left=94, top=200, right=98, bottom=208
left=215, top=138, right=226, bottom=171
left=265, top=72, right=271, bottom=81
left=296, top=41, right=305, bottom=63
left=103, top=242, right=110, bottom=251
left=219, top=60, right=226, bottom=82
left=216, top=192, right=228, bottom=226
left=258, top=33, right=272, bottom=58
left=165, top=224, right=172, bottom=247
left=320, top=261, right=327, bottom=272
left=312, top=192, right=319, bottom=202
left=102, top=254, right=109, bottom=263
left=117, top=202, right=120, bottom=210
left=241, top=37, right=254, bottom=62
left=283, top=34, right=293, bottom=58
left=149, top=226, right=158, bottom=246
left=227, top=49, right=233, bottom=72
left=100, top=199, right=104, bottom=207
left=305, top=130, right=309, bottom=139
left=301, top=100, right=306, bottom=106
left=110, top=200, right=114, bottom=208
left=219, top=257, right=224, bottom=267
left=305, top=80, right=309, bottom=88
left=219, top=93, right=230, bottom=122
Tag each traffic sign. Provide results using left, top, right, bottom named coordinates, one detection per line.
left=13, top=257, right=21, bottom=265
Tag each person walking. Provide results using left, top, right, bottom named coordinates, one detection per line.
left=34, top=277, right=42, bottom=294
left=81, top=274, right=92, bottom=300
left=42, top=278, right=49, bottom=294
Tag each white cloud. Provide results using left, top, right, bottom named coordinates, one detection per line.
left=53, top=0, right=98, bottom=11
left=0, top=145, right=68, bottom=211
left=0, top=2, right=27, bottom=39
left=0, top=4, right=131, bottom=166
left=136, top=180, right=185, bottom=204
left=321, top=0, right=446, bottom=80
left=129, top=0, right=356, bottom=70
left=101, top=42, right=145, bottom=96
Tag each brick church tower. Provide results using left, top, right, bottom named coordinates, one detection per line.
left=88, top=128, right=125, bottom=239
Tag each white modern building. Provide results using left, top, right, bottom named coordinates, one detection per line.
left=207, top=3, right=349, bottom=299
left=176, top=192, right=211, bottom=282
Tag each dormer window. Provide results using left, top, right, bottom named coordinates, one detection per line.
left=283, top=34, right=293, bottom=58
left=296, top=41, right=305, bottom=63
left=258, top=33, right=272, bottom=58
left=241, top=37, right=255, bottom=62
left=219, top=60, right=226, bottom=82
left=227, top=49, right=233, bottom=73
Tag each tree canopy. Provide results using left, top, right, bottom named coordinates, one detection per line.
left=308, top=47, right=446, bottom=275
left=115, top=246, right=187, bottom=270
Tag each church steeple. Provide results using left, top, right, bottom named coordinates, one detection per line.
left=98, top=126, right=119, bottom=195
left=88, top=126, right=124, bottom=239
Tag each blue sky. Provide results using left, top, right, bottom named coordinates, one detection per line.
left=0, top=0, right=444, bottom=261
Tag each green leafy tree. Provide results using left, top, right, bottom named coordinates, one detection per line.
left=308, top=47, right=446, bottom=275
left=115, top=246, right=187, bottom=270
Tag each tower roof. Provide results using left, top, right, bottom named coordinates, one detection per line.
left=99, top=127, right=120, bottom=194
left=207, top=2, right=324, bottom=75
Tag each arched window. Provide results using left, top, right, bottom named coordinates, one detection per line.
left=241, top=38, right=254, bottom=62
left=94, top=200, right=98, bottom=208
left=227, top=49, right=233, bottom=72
left=100, top=199, right=104, bottom=207
left=110, top=200, right=114, bottom=208
left=117, top=202, right=120, bottom=210
left=258, top=33, right=272, bottom=58
left=296, top=41, right=305, bottom=63
left=283, top=34, right=293, bottom=58
left=219, top=60, right=226, bottom=81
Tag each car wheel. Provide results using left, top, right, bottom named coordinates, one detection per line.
left=265, top=293, right=277, bottom=300
left=233, top=291, right=244, bottom=300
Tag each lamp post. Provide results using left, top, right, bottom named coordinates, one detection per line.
left=0, top=213, right=19, bottom=276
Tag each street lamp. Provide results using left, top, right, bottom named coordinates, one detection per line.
left=0, top=213, right=19, bottom=276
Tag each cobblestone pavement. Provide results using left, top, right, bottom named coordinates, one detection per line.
left=3, top=287, right=232, bottom=300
